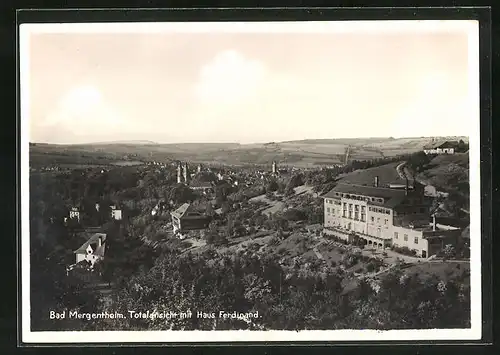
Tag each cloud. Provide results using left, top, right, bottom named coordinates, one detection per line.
left=194, top=50, right=267, bottom=105
left=34, top=84, right=131, bottom=142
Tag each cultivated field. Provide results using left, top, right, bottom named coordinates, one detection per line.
left=29, top=136, right=467, bottom=168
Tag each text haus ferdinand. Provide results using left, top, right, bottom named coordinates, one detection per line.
left=322, top=176, right=461, bottom=258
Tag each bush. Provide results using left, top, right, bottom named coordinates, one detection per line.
left=392, top=246, right=417, bottom=257
left=365, top=262, right=376, bottom=273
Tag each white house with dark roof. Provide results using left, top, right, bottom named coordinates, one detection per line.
left=110, top=205, right=122, bottom=220
left=69, top=207, right=80, bottom=222
left=423, top=140, right=459, bottom=155
left=322, top=176, right=460, bottom=258
left=170, top=203, right=211, bottom=233
left=74, top=233, right=107, bottom=267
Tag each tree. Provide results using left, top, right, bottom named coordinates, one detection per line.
left=266, top=180, right=279, bottom=193
left=442, top=244, right=456, bottom=259
left=169, top=184, right=195, bottom=204
left=205, top=203, right=214, bottom=217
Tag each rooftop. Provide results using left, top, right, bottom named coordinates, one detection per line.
left=189, top=181, right=213, bottom=188
left=170, top=203, right=192, bottom=219
left=74, top=233, right=107, bottom=255
left=423, top=140, right=459, bottom=150
left=336, top=162, right=411, bottom=187
left=323, top=183, right=415, bottom=208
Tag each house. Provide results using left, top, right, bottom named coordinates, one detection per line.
left=170, top=203, right=211, bottom=234
left=322, top=176, right=461, bottom=258
left=151, top=200, right=167, bottom=216
left=69, top=207, right=80, bottom=222
left=73, top=233, right=107, bottom=267
left=423, top=141, right=459, bottom=155
left=110, top=205, right=122, bottom=220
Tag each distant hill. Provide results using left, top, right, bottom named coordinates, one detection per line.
left=80, top=140, right=160, bottom=145
left=29, top=136, right=469, bottom=168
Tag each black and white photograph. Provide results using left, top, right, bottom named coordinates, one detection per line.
left=20, top=18, right=483, bottom=343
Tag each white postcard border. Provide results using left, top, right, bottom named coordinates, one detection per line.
left=20, top=19, right=482, bottom=343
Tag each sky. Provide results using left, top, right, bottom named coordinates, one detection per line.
left=23, top=21, right=478, bottom=144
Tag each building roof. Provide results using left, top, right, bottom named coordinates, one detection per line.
left=189, top=181, right=213, bottom=188
left=171, top=203, right=207, bottom=219
left=423, top=140, right=459, bottom=149
left=324, top=183, right=407, bottom=199
left=74, top=233, right=107, bottom=255
left=170, top=203, right=192, bottom=219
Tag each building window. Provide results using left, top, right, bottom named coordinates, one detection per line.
left=404, top=234, right=408, bottom=241
left=377, top=218, right=380, bottom=223
left=326, top=207, right=330, bottom=213
left=354, top=211, right=359, bottom=220
left=348, top=211, right=352, bottom=219
left=384, top=219, right=388, bottom=225
left=371, top=216, right=374, bottom=222
left=394, top=232, right=398, bottom=239
left=361, top=211, right=366, bottom=222
left=355, top=205, right=359, bottom=212
left=414, top=237, right=419, bottom=244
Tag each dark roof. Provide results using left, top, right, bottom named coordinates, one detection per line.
left=74, top=233, right=107, bottom=254
left=324, top=183, right=407, bottom=199
left=189, top=181, right=213, bottom=188
left=336, top=162, right=409, bottom=187
left=438, top=141, right=459, bottom=148
left=170, top=203, right=192, bottom=219
left=323, top=183, right=411, bottom=208
left=424, top=140, right=458, bottom=149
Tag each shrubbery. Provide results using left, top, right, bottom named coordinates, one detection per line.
left=391, top=245, right=417, bottom=257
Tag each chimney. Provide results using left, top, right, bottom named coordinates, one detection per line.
left=374, top=176, right=379, bottom=187
left=432, top=214, right=436, bottom=231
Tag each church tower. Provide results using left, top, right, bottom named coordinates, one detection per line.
left=183, top=163, right=189, bottom=183
left=177, top=163, right=183, bottom=183
left=272, top=161, right=277, bottom=174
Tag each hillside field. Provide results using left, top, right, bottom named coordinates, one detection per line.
left=29, top=136, right=468, bottom=168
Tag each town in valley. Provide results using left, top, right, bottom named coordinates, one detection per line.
left=29, top=137, right=471, bottom=331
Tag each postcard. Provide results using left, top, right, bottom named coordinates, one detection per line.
left=19, top=17, right=483, bottom=344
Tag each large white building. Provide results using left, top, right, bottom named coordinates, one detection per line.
left=423, top=141, right=459, bottom=155
left=323, top=177, right=461, bottom=258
